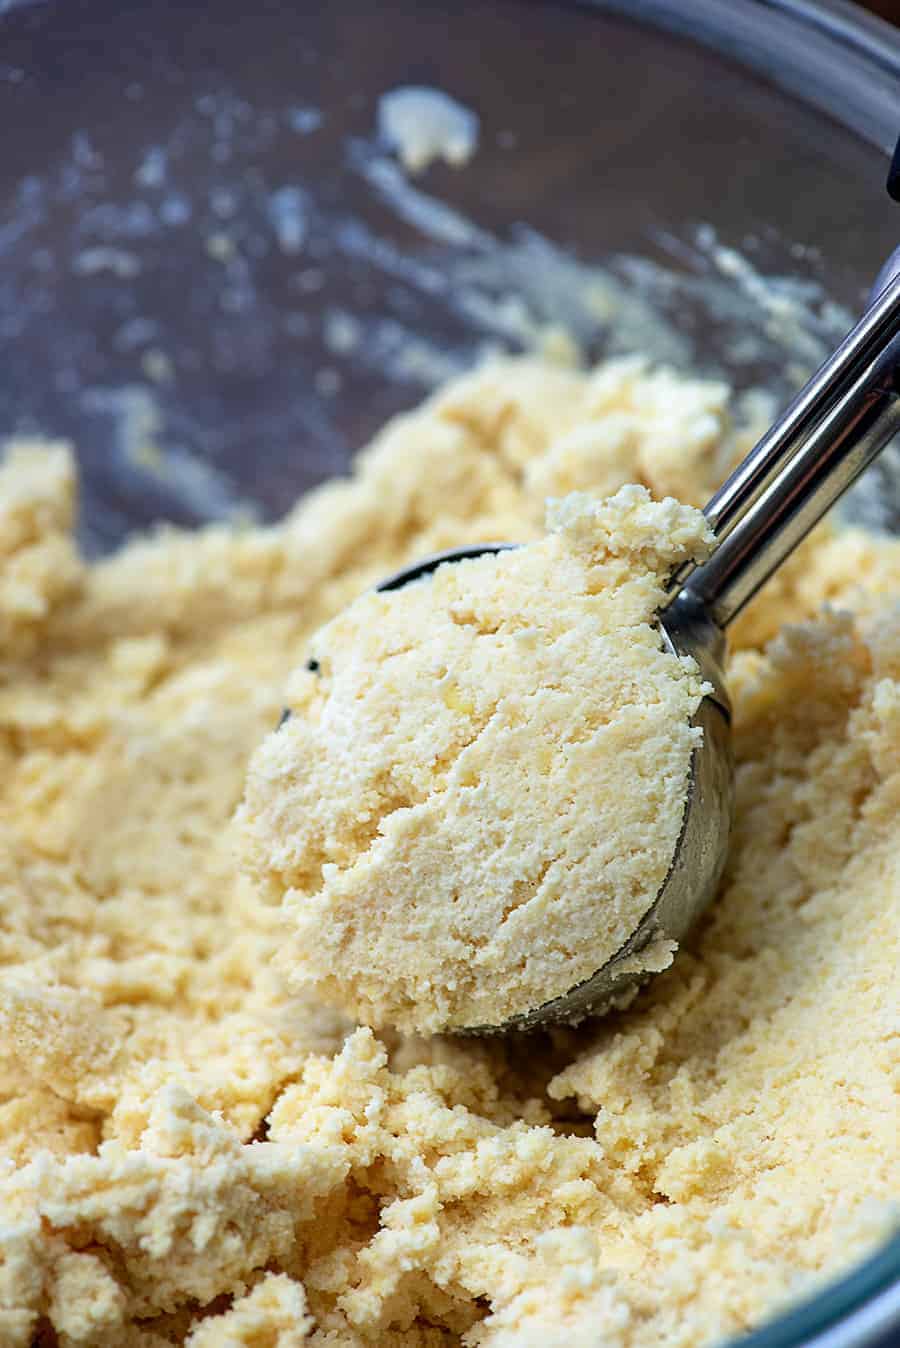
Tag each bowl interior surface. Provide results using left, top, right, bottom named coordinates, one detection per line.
left=1, top=2, right=899, bottom=1345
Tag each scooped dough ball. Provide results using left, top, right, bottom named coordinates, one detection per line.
left=238, top=487, right=714, bottom=1033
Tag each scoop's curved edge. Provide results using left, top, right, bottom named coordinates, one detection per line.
left=376, top=543, right=518, bottom=591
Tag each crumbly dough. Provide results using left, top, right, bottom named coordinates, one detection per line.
left=376, top=87, right=480, bottom=174
left=239, top=488, right=713, bottom=1032
left=0, top=354, right=898, bottom=1347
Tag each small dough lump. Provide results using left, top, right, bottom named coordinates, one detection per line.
left=239, top=487, right=713, bottom=1032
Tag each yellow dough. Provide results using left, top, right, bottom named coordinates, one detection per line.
left=239, top=487, right=713, bottom=1032
left=0, top=355, right=897, bottom=1347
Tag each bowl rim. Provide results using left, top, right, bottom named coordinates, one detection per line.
left=589, top=6, right=900, bottom=1344
left=587, top=0, right=900, bottom=153
left=1, top=0, right=897, bottom=1344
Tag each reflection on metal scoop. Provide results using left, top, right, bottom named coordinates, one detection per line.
left=374, top=247, right=900, bottom=1032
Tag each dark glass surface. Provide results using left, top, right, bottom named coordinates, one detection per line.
left=0, top=0, right=897, bottom=552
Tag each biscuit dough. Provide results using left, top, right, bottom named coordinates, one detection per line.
left=0, top=355, right=898, bottom=1347
left=239, top=487, right=713, bottom=1032
left=376, top=87, right=480, bottom=175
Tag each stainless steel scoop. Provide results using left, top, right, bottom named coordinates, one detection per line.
left=376, top=248, right=900, bottom=1033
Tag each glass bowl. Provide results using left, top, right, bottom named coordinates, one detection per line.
left=0, top=1, right=897, bottom=1344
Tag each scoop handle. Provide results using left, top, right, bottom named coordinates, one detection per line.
left=674, top=247, right=900, bottom=630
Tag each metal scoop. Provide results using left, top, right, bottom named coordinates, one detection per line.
left=376, top=248, right=900, bottom=1033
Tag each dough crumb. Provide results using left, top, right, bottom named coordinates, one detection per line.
left=0, top=439, right=84, bottom=655
left=186, top=1273, right=313, bottom=1345
left=377, top=86, right=480, bottom=174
